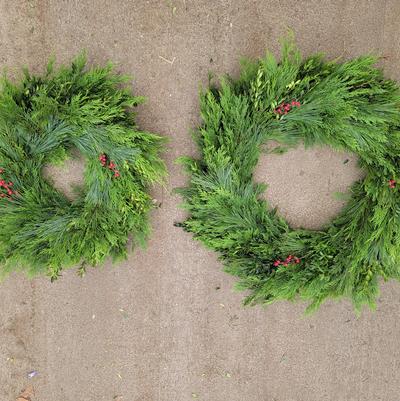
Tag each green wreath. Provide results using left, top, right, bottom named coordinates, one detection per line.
left=0, top=55, right=166, bottom=280
left=178, top=38, right=400, bottom=312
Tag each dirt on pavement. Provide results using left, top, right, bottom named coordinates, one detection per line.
left=1, top=1, right=400, bottom=401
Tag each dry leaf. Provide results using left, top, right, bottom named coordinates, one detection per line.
left=16, top=385, right=34, bottom=400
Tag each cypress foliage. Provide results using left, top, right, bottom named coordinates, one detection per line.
left=178, top=37, right=400, bottom=313
left=0, top=54, right=166, bottom=280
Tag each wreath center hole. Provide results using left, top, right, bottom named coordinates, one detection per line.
left=43, top=152, right=86, bottom=201
left=254, top=143, right=365, bottom=230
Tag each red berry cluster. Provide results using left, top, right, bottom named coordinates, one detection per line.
left=99, top=154, right=120, bottom=178
left=273, top=255, right=300, bottom=267
left=0, top=168, right=15, bottom=200
left=389, top=179, right=396, bottom=189
left=274, top=100, right=301, bottom=115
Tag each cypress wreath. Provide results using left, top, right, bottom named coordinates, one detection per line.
left=0, top=55, right=166, bottom=280
left=178, top=37, right=400, bottom=312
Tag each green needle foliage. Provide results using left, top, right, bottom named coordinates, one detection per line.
left=0, top=54, right=166, bottom=280
left=178, top=36, right=400, bottom=313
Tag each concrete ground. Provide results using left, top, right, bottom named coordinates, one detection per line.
left=1, top=1, right=400, bottom=400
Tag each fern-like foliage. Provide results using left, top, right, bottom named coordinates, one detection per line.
left=0, top=54, right=166, bottom=280
left=178, top=36, right=400, bottom=313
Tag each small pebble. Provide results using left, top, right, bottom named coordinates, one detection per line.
left=27, top=370, right=38, bottom=379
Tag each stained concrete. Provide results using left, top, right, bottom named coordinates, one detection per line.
left=255, top=144, right=364, bottom=230
left=1, top=1, right=400, bottom=401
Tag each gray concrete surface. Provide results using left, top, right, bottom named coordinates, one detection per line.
left=255, top=144, right=364, bottom=230
left=1, top=1, right=400, bottom=400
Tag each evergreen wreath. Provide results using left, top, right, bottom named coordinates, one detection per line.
left=178, top=37, right=400, bottom=312
left=0, top=55, right=166, bottom=280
